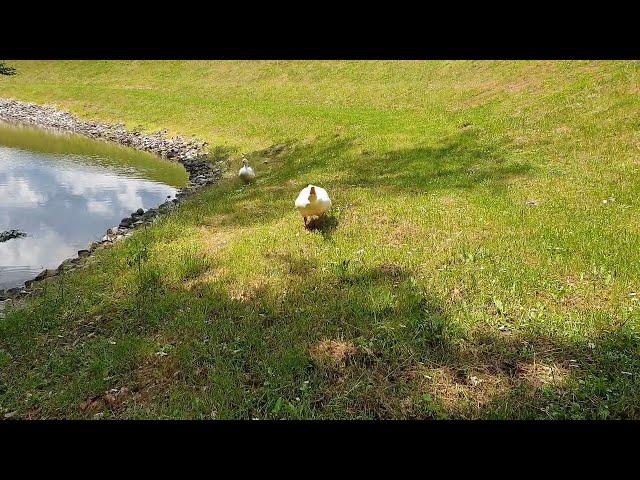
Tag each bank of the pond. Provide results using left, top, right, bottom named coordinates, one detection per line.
left=0, top=99, right=225, bottom=301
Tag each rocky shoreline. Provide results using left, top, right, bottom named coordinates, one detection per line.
left=0, top=98, right=226, bottom=303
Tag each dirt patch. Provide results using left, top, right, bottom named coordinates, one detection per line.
left=228, top=276, right=270, bottom=303
left=310, top=339, right=357, bottom=369
left=200, top=228, right=234, bottom=252
left=183, top=267, right=227, bottom=290
left=77, top=352, right=182, bottom=418
left=438, top=195, right=460, bottom=207
left=379, top=218, right=425, bottom=248
left=198, top=228, right=235, bottom=260
left=516, top=361, right=569, bottom=388
left=413, top=365, right=509, bottom=416
left=79, top=386, right=131, bottom=416
left=555, top=125, right=572, bottom=136
left=264, top=251, right=316, bottom=276
left=450, top=286, right=465, bottom=302
left=377, top=263, right=406, bottom=279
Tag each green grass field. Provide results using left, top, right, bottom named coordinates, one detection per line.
left=1, top=60, right=639, bottom=419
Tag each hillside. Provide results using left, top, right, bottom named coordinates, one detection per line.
left=1, top=60, right=639, bottom=419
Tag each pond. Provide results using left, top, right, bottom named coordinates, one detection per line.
left=0, top=121, right=189, bottom=290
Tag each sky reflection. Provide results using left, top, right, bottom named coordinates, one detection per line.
left=0, top=144, right=179, bottom=289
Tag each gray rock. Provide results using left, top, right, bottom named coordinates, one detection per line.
left=0, top=229, right=26, bottom=243
left=57, top=258, right=76, bottom=272
left=35, top=269, right=56, bottom=281
left=7, top=287, right=26, bottom=296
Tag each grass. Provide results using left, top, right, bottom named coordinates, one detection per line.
left=1, top=60, right=640, bottom=419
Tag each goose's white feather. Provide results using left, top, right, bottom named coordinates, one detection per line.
left=238, top=163, right=255, bottom=183
left=295, top=184, right=332, bottom=218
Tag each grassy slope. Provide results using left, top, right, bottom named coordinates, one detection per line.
left=1, top=60, right=639, bottom=419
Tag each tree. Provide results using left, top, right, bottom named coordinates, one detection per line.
left=0, top=61, right=16, bottom=76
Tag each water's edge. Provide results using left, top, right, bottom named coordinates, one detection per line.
left=0, top=98, right=225, bottom=301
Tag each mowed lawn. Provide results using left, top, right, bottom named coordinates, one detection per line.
left=1, top=60, right=639, bottom=419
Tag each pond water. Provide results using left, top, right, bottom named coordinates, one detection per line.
left=0, top=121, right=189, bottom=290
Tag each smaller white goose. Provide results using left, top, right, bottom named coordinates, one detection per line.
left=295, top=184, right=332, bottom=227
left=238, top=156, right=256, bottom=183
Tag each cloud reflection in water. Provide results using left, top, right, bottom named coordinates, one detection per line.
left=0, top=146, right=178, bottom=289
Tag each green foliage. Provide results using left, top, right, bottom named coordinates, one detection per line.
left=1, top=61, right=639, bottom=419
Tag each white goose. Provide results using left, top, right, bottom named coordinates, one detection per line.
left=238, top=156, right=256, bottom=183
left=295, top=184, right=332, bottom=227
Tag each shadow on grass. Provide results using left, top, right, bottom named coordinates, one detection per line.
left=193, top=127, right=533, bottom=231
left=305, top=214, right=339, bottom=240
left=6, top=129, right=639, bottom=419
left=161, top=257, right=640, bottom=419
left=3, top=199, right=640, bottom=419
